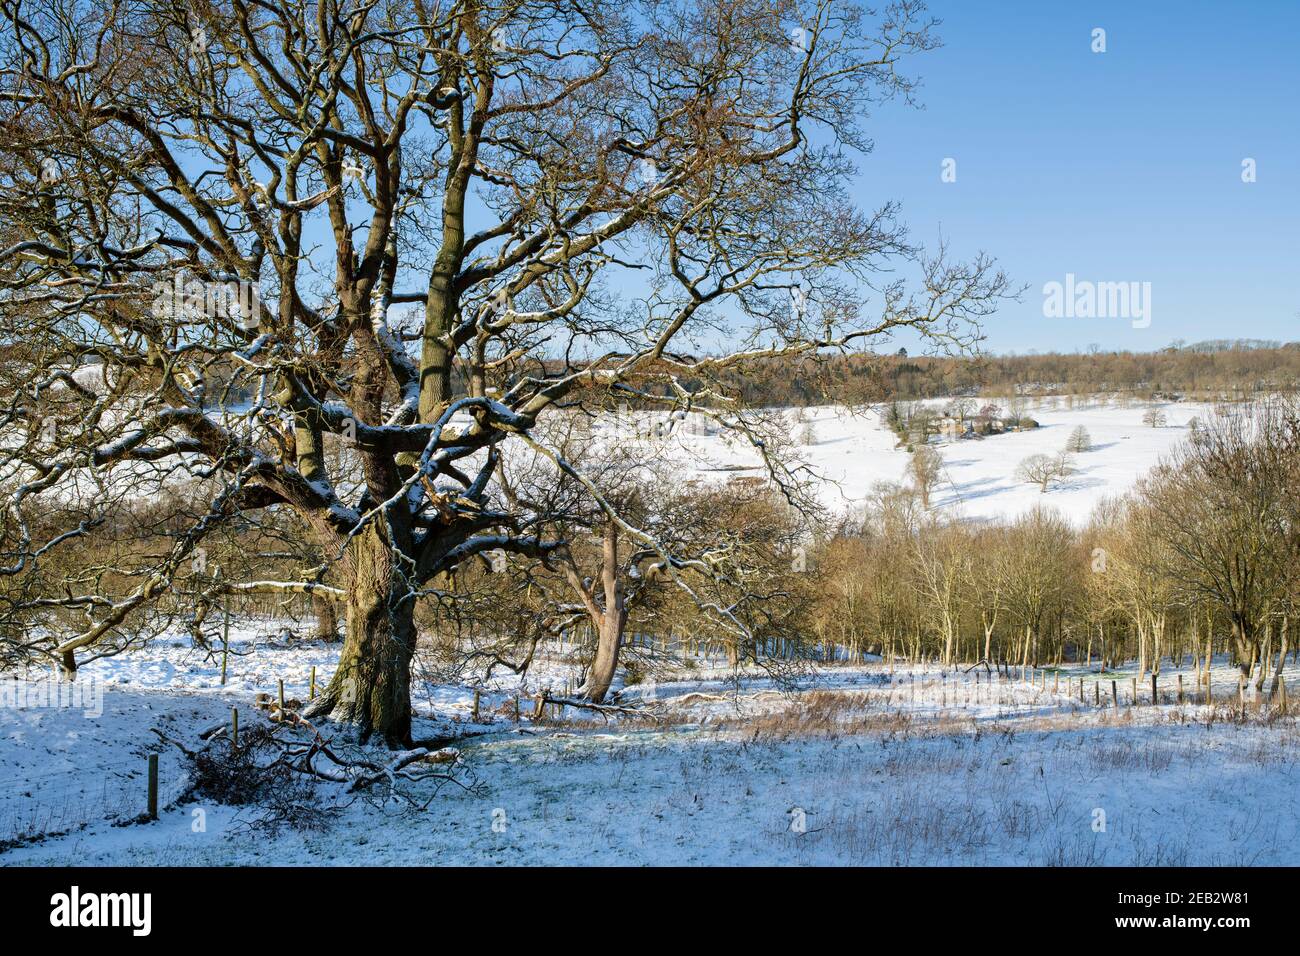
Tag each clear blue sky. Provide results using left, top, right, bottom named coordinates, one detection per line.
left=859, top=0, right=1299, bottom=354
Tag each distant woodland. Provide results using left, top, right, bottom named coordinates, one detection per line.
left=712, top=340, right=1300, bottom=408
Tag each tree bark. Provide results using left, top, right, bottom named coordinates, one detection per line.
left=583, top=523, right=628, bottom=704
left=1271, top=615, right=1289, bottom=699
left=1255, top=617, right=1272, bottom=693
left=304, top=525, right=416, bottom=746
left=586, top=609, right=627, bottom=704
left=1232, top=618, right=1255, bottom=680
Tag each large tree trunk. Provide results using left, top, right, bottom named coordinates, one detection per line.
left=586, top=609, right=627, bottom=704
left=305, top=526, right=416, bottom=746
left=583, top=523, right=627, bottom=704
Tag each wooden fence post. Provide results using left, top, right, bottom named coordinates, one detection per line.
left=231, top=706, right=239, bottom=750
left=471, top=688, right=481, bottom=721
left=1177, top=673, right=1183, bottom=704
left=147, top=753, right=158, bottom=819
left=1151, top=673, right=1158, bottom=706
left=309, top=666, right=317, bottom=701
left=1130, top=677, right=1138, bottom=707
left=1111, top=680, right=1118, bottom=710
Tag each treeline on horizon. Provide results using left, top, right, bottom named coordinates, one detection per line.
left=713, top=339, right=1300, bottom=408
left=19, top=338, right=1298, bottom=413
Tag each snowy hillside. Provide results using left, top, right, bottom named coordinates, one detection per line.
left=629, top=398, right=1208, bottom=525
left=10, top=396, right=1204, bottom=529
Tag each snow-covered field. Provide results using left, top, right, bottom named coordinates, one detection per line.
left=4, top=398, right=1289, bottom=867
left=17, top=392, right=1204, bottom=528
left=3, top=627, right=1296, bottom=866
left=651, top=398, right=1208, bottom=525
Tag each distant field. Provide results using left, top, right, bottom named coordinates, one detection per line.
left=626, top=397, right=1208, bottom=525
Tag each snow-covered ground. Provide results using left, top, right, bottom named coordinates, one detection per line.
left=3, top=397, right=1284, bottom=866
left=3, top=629, right=1296, bottom=866
left=640, top=397, right=1208, bottom=525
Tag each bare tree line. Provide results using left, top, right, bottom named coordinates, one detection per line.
left=809, top=399, right=1300, bottom=686
left=5, top=389, right=1296, bottom=720
left=715, top=343, right=1300, bottom=408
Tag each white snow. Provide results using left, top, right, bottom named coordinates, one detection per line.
left=3, top=631, right=1297, bottom=866
left=3, top=396, right=1291, bottom=867
left=623, top=397, right=1208, bottom=525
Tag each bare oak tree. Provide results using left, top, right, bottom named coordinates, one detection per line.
left=0, top=0, right=1010, bottom=743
